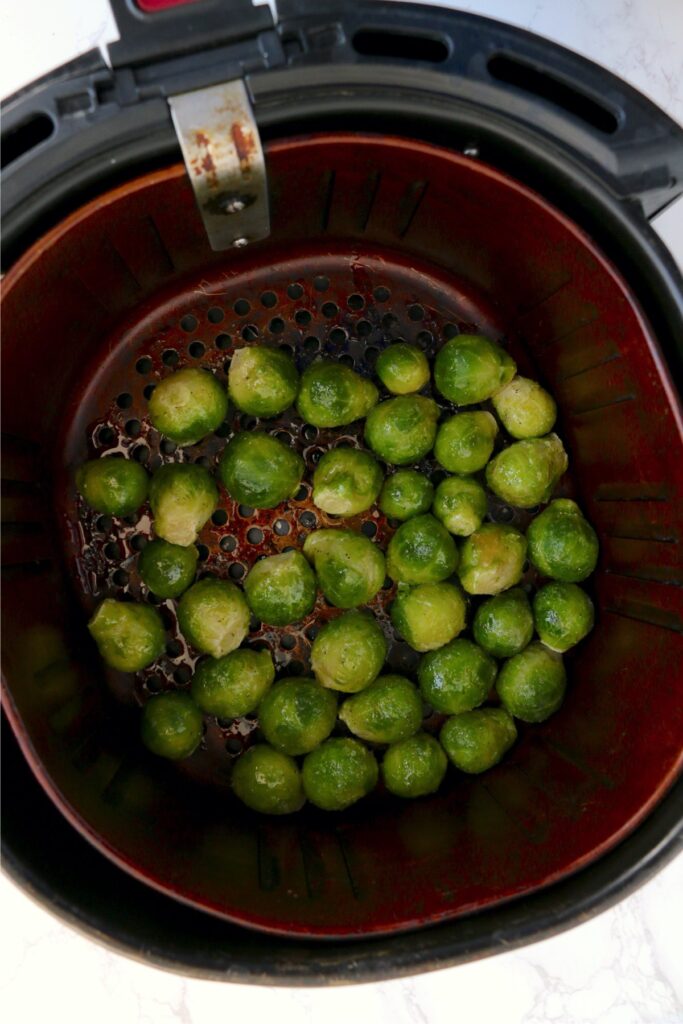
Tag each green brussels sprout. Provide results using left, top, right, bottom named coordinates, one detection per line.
left=141, top=692, right=203, bottom=761
left=390, top=582, right=466, bottom=652
left=228, top=346, right=299, bottom=418
left=527, top=499, right=599, bottom=582
left=375, top=342, right=430, bottom=395
left=303, top=738, right=378, bottom=810
left=486, top=433, right=568, bottom=508
left=149, top=463, right=218, bottom=547
left=138, top=538, right=197, bottom=598
left=418, top=637, right=496, bottom=714
left=259, top=677, right=337, bottom=756
left=232, top=745, right=305, bottom=815
left=217, top=432, right=304, bottom=510
left=338, top=675, right=423, bottom=744
left=440, top=708, right=517, bottom=774
left=88, top=598, right=165, bottom=672
left=244, top=550, right=317, bottom=626
left=312, top=447, right=383, bottom=516
left=303, top=528, right=385, bottom=608
left=434, top=334, right=516, bottom=406
left=432, top=476, right=488, bottom=537
left=473, top=587, right=534, bottom=657
left=434, top=412, right=498, bottom=474
left=177, top=578, right=250, bottom=658
left=311, top=610, right=386, bottom=693
left=296, top=361, right=378, bottom=428
left=76, top=457, right=148, bottom=517
left=496, top=642, right=567, bottom=722
left=492, top=376, right=557, bottom=439
left=382, top=733, right=447, bottom=798
left=533, top=581, right=595, bottom=651
left=379, top=470, right=434, bottom=521
left=149, top=367, right=228, bottom=445
left=386, top=514, right=458, bottom=585
left=190, top=648, right=275, bottom=718
left=458, top=523, right=527, bottom=595
left=364, top=396, right=439, bottom=465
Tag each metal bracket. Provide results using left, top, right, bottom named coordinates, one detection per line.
left=169, top=79, right=270, bottom=251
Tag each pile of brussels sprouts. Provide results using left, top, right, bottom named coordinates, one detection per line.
left=78, top=329, right=599, bottom=815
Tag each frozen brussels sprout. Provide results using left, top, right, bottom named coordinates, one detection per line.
left=418, top=637, right=496, bottom=714
left=486, top=433, right=568, bottom=509
left=177, top=578, right=250, bottom=658
left=311, top=610, right=387, bottom=693
left=228, top=346, right=299, bottom=418
left=88, top=598, right=165, bottom=673
left=382, top=733, right=447, bottom=798
left=433, top=476, right=487, bottom=537
left=312, top=447, right=383, bottom=516
left=259, top=677, right=338, bottom=756
left=190, top=648, right=275, bottom=719
left=296, top=360, right=378, bottom=428
left=303, top=528, right=385, bottom=608
left=338, top=675, right=423, bottom=744
left=217, top=432, right=304, bottom=509
left=527, top=499, right=599, bottom=582
left=149, top=367, right=228, bottom=446
left=473, top=587, right=534, bottom=657
left=138, top=538, right=197, bottom=598
left=232, top=745, right=305, bottom=815
left=386, top=514, right=458, bottom=585
left=141, top=692, right=203, bottom=761
left=391, top=582, right=466, bottom=652
left=76, top=457, right=148, bottom=517
left=492, top=376, right=557, bottom=439
left=458, top=523, right=527, bottom=595
left=149, top=463, right=218, bottom=547
left=440, top=708, right=517, bottom=774
left=244, top=550, right=316, bottom=626
left=379, top=470, right=434, bottom=521
left=496, top=642, right=567, bottom=722
left=434, top=334, right=516, bottom=406
left=376, top=342, right=430, bottom=395
left=365, top=396, right=439, bottom=465
left=434, top=412, right=498, bottom=474
left=303, top=738, right=378, bottom=811
left=533, top=581, right=595, bottom=651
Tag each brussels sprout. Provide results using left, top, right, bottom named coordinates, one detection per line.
left=533, top=581, right=595, bottom=651
left=418, top=637, right=496, bottom=714
left=258, top=677, right=337, bottom=756
left=244, top=550, right=317, bottom=626
left=228, top=346, right=299, bottom=418
left=311, top=610, right=386, bottom=693
left=338, top=675, right=423, bottom=744
left=434, top=412, right=498, bottom=474
left=177, top=578, right=250, bottom=658
left=496, top=642, right=567, bottom=722
left=433, top=476, right=487, bottom=537
left=434, top=334, right=516, bottom=406
left=141, top=692, right=203, bottom=761
left=486, top=433, right=568, bottom=509
left=312, top=447, right=383, bottom=516
left=303, top=738, right=378, bottom=810
left=527, top=499, right=599, bottom=582
left=386, top=514, right=458, bottom=585
left=364, top=396, right=439, bottom=465
left=379, top=470, right=434, bottom=521
left=138, top=538, right=197, bottom=598
left=458, top=523, right=527, bottom=595
left=492, top=376, right=556, bottom=439
left=149, top=367, right=228, bottom=445
left=296, top=361, right=378, bottom=428
left=382, top=733, right=447, bottom=798
left=303, top=528, right=385, bottom=608
left=376, top=343, right=430, bottom=395
left=232, top=745, right=305, bottom=815
left=76, top=457, right=148, bottom=517
left=440, top=708, right=517, bottom=774
left=473, top=587, right=534, bottom=657
left=149, top=463, right=218, bottom=547
left=217, top=432, right=304, bottom=509
left=390, top=582, right=466, bottom=652
left=190, top=648, right=275, bottom=718
left=88, top=598, right=165, bottom=672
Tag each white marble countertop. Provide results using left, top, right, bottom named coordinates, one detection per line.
left=2, top=1, right=682, bottom=1020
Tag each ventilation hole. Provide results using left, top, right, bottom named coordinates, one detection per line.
left=180, top=314, right=198, bottom=333
left=374, top=286, right=391, bottom=302
left=364, top=346, right=379, bottom=366
left=247, top=527, right=264, bottom=544
left=348, top=294, right=364, bottom=310
left=269, top=317, right=285, bottom=334
left=146, top=592, right=161, bottom=605
left=260, top=291, right=278, bottom=308
left=240, top=414, right=257, bottom=430
left=309, top=450, right=323, bottom=465
left=196, top=544, right=209, bottom=562
left=160, top=438, right=177, bottom=455
left=233, top=299, right=250, bottom=316
left=123, top=514, right=138, bottom=527
left=287, top=283, right=304, bottom=300
left=242, top=325, right=259, bottom=342
left=145, top=674, right=164, bottom=693
left=212, top=509, right=228, bottom=526
left=444, top=323, right=459, bottom=340
left=382, top=313, right=398, bottom=332
left=299, top=511, right=317, bottom=528
left=305, top=624, right=319, bottom=641
left=416, top=330, right=433, bottom=349
left=214, top=422, right=231, bottom=439
left=361, top=521, right=378, bottom=538
left=143, top=384, right=156, bottom=400
left=295, top=309, right=312, bottom=326
left=96, top=515, right=113, bottom=533
left=357, top=319, right=373, bottom=337
left=229, top=563, right=245, bottom=580
left=162, top=349, right=179, bottom=367
left=195, top=456, right=212, bottom=469
left=116, top=392, right=133, bottom=409
left=527, top=505, right=540, bottom=515
left=294, top=485, right=309, bottom=501
left=494, top=505, right=515, bottom=523
left=104, top=542, right=121, bottom=560
left=321, top=302, right=338, bottom=318
left=132, top=444, right=149, bottom=464
left=130, top=534, right=147, bottom=551
left=288, top=660, right=305, bottom=676
left=303, top=336, right=320, bottom=354
left=174, top=666, right=192, bottom=685
left=238, top=504, right=254, bottom=518
left=220, top=535, right=237, bottom=552
left=281, top=635, right=296, bottom=651
left=278, top=343, right=294, bottom=357
left=335, top=438, right=354, bottom=448
left=408, top=303, right=425, bottom=321
left=313, top=276, right=330, bottom=292
left=98, top=426, right=115, bottom=445
left=225, top=738, right=243, bottom=755
left=136, top=356, right=152, bottom=375
left=189, top=341, right=205, bottom=358
left=166, top=639, right=183, bottom=658
left=330, top=327, right=347, bottom=344
left=274, top=431, right=291, bottom=444
left=339, top=354, right=354, bottom=367
left=215, top=333, right=232, bottom=350
left=1, top=112, right=55, bottom=170
left=282, top=545, right=296, bottom=554
left=207, top=307, right=224, bottom=324
left=353, top=29, right=449, bottom=64
left=125, top=420, right=141, bottom=437
left=302, top=424, right=318, bottom=442
left=274, top=519, right=290, bottom=536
